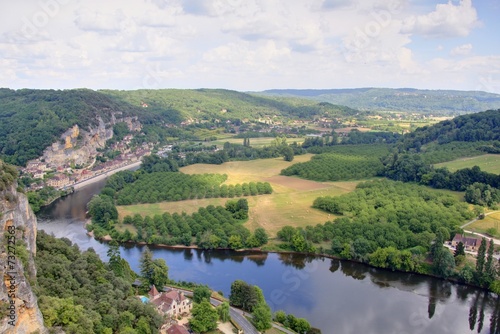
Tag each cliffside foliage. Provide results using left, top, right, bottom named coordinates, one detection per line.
left=35, top=231, right=163, bottom=334
left=0, top=160, right=18, bottom=192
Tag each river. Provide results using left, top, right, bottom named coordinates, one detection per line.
left=37, top=178, right=500, bottom=334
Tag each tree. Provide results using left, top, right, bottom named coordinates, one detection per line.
left=150, top=259, right=169, bottom=289
left=189, top=301, right=218, bottom=333
left=454, top=242, right=465, bottom=257
left=229, top=280, right=259, bottom=312
left=282, top=145, right=294, bottom=162
left=294, top=318, right=311, bottom=334
left=193, top=286, right=211, bottom=304
left=87, top=195, right=118, bottom=227
left=107, top=240, right=124, bottom=277
left=217, top=302, right=230, bottom=323
left=274, top=310, right=287, bottom=324
left=254, top=228, right=269, bottom=246
left=433, top=249, right=455, bottom=278
left=140, top=246, right=154, bottom=285
left=140, top=246, right=169, bottom=288
left=485, top=239, right=496, bottom=285
left=252, top=302, right=272, bottom=331
left=476, top=238, right=487, bottom=276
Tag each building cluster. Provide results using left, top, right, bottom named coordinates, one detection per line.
left=22, top=138, right=151, bottom=191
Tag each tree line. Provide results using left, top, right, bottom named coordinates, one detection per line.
left=281, top=144, right=389, bottom=181
left=382, top=153, right=500, bottom=207
left=277, top=180, right=474, bottom=273
left=106, top=171, right=272, bottom=205
left=89, top=198, right=271, bottom=250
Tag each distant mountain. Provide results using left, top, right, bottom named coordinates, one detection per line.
left=258, top=88, right=500, bottom=115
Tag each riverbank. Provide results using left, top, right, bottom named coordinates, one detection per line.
left=73, top=161, right=142, bottom=190
left=88, top=231, right=497, bottom=295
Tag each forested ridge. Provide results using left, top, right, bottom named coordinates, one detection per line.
left=381, top=110, right=500, bottom=195
left=0, top=88, right=361, bottom=167
left=398, top=109, right=500, bottom=152
left=0, top=88, right=146, bottom=166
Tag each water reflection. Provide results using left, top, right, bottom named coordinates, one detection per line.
left=37, top=178, right=500, bottom=334
left=340, top=260, right=367, bottom=281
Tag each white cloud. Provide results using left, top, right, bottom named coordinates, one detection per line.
left=74, top=8, right=126, bottom=33
left=402, top=0, right=479, bottom=38
left=0, top=0, right=498, bottom=93
left=450, top=43, right=473, bottom=56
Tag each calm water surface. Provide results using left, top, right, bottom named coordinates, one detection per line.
left=37, top=179, right=500, bottom=334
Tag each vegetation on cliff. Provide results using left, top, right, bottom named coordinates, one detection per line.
left=35, top=231, right=163, bottom=334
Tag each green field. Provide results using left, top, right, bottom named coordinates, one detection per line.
left=117, top=154, right=358, bottom=236
left=434, top=154, right=500, bottom=174
left=208, top=136, right=304, bottom=148
left=466, top=211, right=500, bottom=236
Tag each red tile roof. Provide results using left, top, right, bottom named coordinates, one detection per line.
left=167, top=324, right=189, bottom=334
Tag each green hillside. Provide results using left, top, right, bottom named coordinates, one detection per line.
left=260, top=88, right=500, bottom=115
left=0, top=88, right=149, bottom=166
left=0, top=88, right=360, bottom=166
left=102, top=88, right=360, bottom=120
left=398, top=109, right=500, bottom=153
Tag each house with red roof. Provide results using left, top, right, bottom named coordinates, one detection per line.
left=166, top=324, right=189, bottom=334
left=148, top=286, right=192, bottom=318
left=452, top=234, right=481, bottom=252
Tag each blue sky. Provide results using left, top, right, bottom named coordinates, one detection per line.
left=1, top=0, right=499, bottom=93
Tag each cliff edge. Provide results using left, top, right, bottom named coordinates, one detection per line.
left=0, top=161, right=46, bottom=334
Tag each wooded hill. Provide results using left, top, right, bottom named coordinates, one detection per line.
left=0, top=88, right=357, bottom=166
left=103, top=88, right=362, bottom=120
left=260, top=88, right=500, bottom=115
left=397, top=109, right=500, bottom=153
left=0, top=89, right=144, bottom=166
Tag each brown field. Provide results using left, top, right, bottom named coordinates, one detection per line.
left=117, top=155, right=359, bottom=236
left=264, top=175, right=331, bottom=191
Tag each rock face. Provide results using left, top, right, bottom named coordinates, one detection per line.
left=41, top=115, right=141, bottom=168
left=0, top=182, right=47, bottom=333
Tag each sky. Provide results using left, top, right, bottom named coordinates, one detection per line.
left=1, top=0, right=500, bottom=93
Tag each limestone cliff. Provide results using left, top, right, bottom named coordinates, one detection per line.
left=0, top=167, right=47, bottom=333
left=40, top=115, right=141, bottom=168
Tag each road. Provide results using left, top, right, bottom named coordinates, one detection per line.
left=72, top=161, right=142, bottom=190
left=170, top=287, right=259, bottom=334
left=461, top=211, right=500, bottom=229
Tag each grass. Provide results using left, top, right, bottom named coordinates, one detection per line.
left=434, top=154, right=500, bottom=174
left=264, top=327, right=288, bottom=334
left=466, top=211, right=500, bottom=236
left=117, top=155, right=359, bottom=236
left=207, top=137, right=306, bottom=148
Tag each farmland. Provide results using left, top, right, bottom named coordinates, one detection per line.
left=434, top=154, right=500, bottom=174
left=117, top=155, right=359, bottom=236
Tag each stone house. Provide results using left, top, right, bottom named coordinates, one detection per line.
left=451, top=235, right=481, bottom=251
left=148, top=286, right=192, bottom=318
